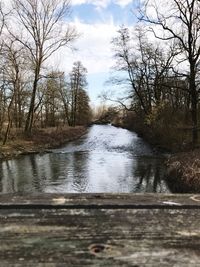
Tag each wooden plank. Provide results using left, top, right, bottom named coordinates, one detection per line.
left=0, top=193, right=200, bottom=209
left=0, top=194, right=200, bottom=266
left=0, top=207, right=199, bottom=266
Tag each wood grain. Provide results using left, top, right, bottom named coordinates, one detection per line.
left=0, top=194, right=199, bottom=266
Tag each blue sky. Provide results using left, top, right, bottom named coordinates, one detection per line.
left=55, top=0, right=137, bottom=106
left=72, top=1, right=136, bottom=25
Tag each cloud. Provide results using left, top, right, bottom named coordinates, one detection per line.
left=48, top=18, right=124, bottom=104
left=71, top=0, right=87, bottom=5
left=71, top=0, right=110, bottom=9
left=51, top=18, right=119, bottom=75
left=71, top=0, right=133, bottom=9
left=114, top=0, right=133, bottom=8
left=71, top=0, right=85, bottom=4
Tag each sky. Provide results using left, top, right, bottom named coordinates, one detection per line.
left=53, top=0, right=138, bottom=106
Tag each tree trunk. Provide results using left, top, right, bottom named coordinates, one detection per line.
left=191, top=91, right=198, bottom=146
left=24, top=69, right=39, bottom=135
left=190, top=66, right=198, bottom=146
left=3, top=95, right=14, bottom=145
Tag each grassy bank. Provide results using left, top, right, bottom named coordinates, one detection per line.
left=113, top=110, right=200, bottom=193
left=165, top=150, right=200, bottom=193
left=131, top=121, right=200, bottom=192
left=0, top=126, right=87, bottom=161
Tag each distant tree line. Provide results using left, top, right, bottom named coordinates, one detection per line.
left=110, top=0, right=200, bottom=147
left=0, top=0, right=91, bottom=144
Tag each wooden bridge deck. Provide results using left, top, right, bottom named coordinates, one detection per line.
left=0, top=193, right=200, bottom=266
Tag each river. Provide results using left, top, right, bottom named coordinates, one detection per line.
left=0, top=125, right=170, bottom=193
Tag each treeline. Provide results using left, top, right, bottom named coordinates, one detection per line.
left=0, top=0, right=91, bottom=144
left=110, top=0, right=200, bottom=150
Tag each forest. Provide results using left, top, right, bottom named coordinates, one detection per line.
left=0, top=0, right=200, bottom=159
left=101, top=0, right=200, bottom=152
left=0, top=0, right=91, bottom=150
left=0, top=1, right=199, bottom=264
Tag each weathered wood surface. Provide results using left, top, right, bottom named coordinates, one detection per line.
left=1, top=193, right=200, bottom=208
left=0, top=194, right=200, bottom=266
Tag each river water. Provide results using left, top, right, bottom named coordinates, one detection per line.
left=0, top=125, right=170, bottom=193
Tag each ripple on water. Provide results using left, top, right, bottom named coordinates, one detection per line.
left=0, top=125, right=169, bottom=193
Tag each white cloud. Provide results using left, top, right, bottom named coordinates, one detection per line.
left=92, top=0, right=111, bottom=9
left=71, top=0, right=87, bottom=5
left=114, top=0, right=133, bottom=8
left=71, top=0, right=109, bottom=9
left=48, top=18, right=123, bottom=104
left=71, top=0, right=133, bottom=9
left=51, top=18, right=119, bottom=75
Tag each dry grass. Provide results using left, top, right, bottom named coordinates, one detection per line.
left=0, top=126, right=87, bottom=160
left=166, top=150, right=200, bottom=193
left=31, top=126, right=87, bottom=147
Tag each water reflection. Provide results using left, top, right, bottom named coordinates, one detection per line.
left=133, top=157, right=166, bottom=193
left=0, top=125, right=169, bottom=193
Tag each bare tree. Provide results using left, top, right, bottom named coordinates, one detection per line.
left=69, top=61, right=88, bottom=127
left=43, top=72, right=61, bottom=127
left=0, top=1, right=10, bottom=135
left=2, top=40, right=21, bottom=144
left=111, top=26, right=175, bottom=114
left=9, top=0, right=77, bottom=135
left=111, top=27, right=149, bottom=114
left=57, top=72, right=71, bottom=125
left=0, top=1, right=8, bottom=51
left=140, top=0, right=200, bottom=145
left=76, top=88, right=91, bottom=125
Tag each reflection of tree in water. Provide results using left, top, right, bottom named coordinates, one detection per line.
left=71, top=152, right=89, bottom=192
left=29, top=155, right=42, bottom=192
left=35, top=153, right=86, bottom=192
left=47, top=154, right=65, bottom=183
left=0, top=158, right=39, bottom=193
left=0, top=161, right=15, bottom=193
left=12, top=155, right=41, bottom=193
left=133, top=158, right=167, bottom=193
left=0, top=163, right=3, bottom=192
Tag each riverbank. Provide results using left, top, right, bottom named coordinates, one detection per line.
left=112, top=122, right=174, bottom=153
left=112, top=118, right=200, bottom=193
left=131, top=123, right=200, bottom=192
left=165, top=150, right=200, bottom=193
left=0, top=126, right=87, bottom=161
left=126, top=122, right=200, bottom=192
